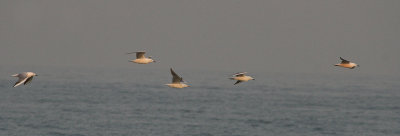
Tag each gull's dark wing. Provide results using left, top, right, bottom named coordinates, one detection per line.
left=13, top=77, right=28, bottom=87
left=136, top=52, right=146, bottom=59
left=24, top=76, right=34, bottom=85
left=340, top=57, right=350, bottom=64
left=170, top=68, right=181, bottom=83
left=234, top=80, right=242, bottom=85
left=233, top=72, right=246, bottom=77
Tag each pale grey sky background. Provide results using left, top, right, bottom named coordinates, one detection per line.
left=1, top=0, right=399, bottom=75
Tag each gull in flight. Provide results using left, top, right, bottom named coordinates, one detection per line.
left=334, top=57, right=359, bottom=69
left=165, top=68, right=190, bottom=88
left=127, top=51, right=156, bottom=64
left=11, top=72, right=38, bottom=87
left=229, top=72, right=255, bottom=85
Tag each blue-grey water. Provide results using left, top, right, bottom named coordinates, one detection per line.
left=0, top=66, right=399, bottom=136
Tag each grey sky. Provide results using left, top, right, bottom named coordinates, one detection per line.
left=1, top=0, right=399, bottom=75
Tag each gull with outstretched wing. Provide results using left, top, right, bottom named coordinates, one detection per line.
left=229, top=72, right=255, bottom=85
left=334, top=57, right=359, bottom=69
left=127, top=51, right=156, bottom=64
left=165, top=68, right=190, bottom=88
left=11, top=72, right=38, bottom=87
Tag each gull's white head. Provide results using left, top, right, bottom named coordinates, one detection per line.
left=28, top=72, right=38, bottom=76
left=149, top=56, right=156, bottom=62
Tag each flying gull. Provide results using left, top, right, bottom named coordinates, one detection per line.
left=11, top=72, right=38, bottom=87
left=127, top=51, right=156, bottom=64
left=165, top=68, right=190, bottom=88
left=229, top=72, right=255, bottom=85
left=334, top=57, right=359, bottom=69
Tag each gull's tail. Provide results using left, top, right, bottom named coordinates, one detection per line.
left=11, top=74, right=18, bottom=77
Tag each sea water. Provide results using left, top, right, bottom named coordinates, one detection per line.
left=0, top=67, right=399, bottom=136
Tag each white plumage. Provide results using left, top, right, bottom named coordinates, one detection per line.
left=12, top=72, right=38, bottom=87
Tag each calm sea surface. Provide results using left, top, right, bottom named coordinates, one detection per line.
left=0, top=67, right=399, bottom=136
